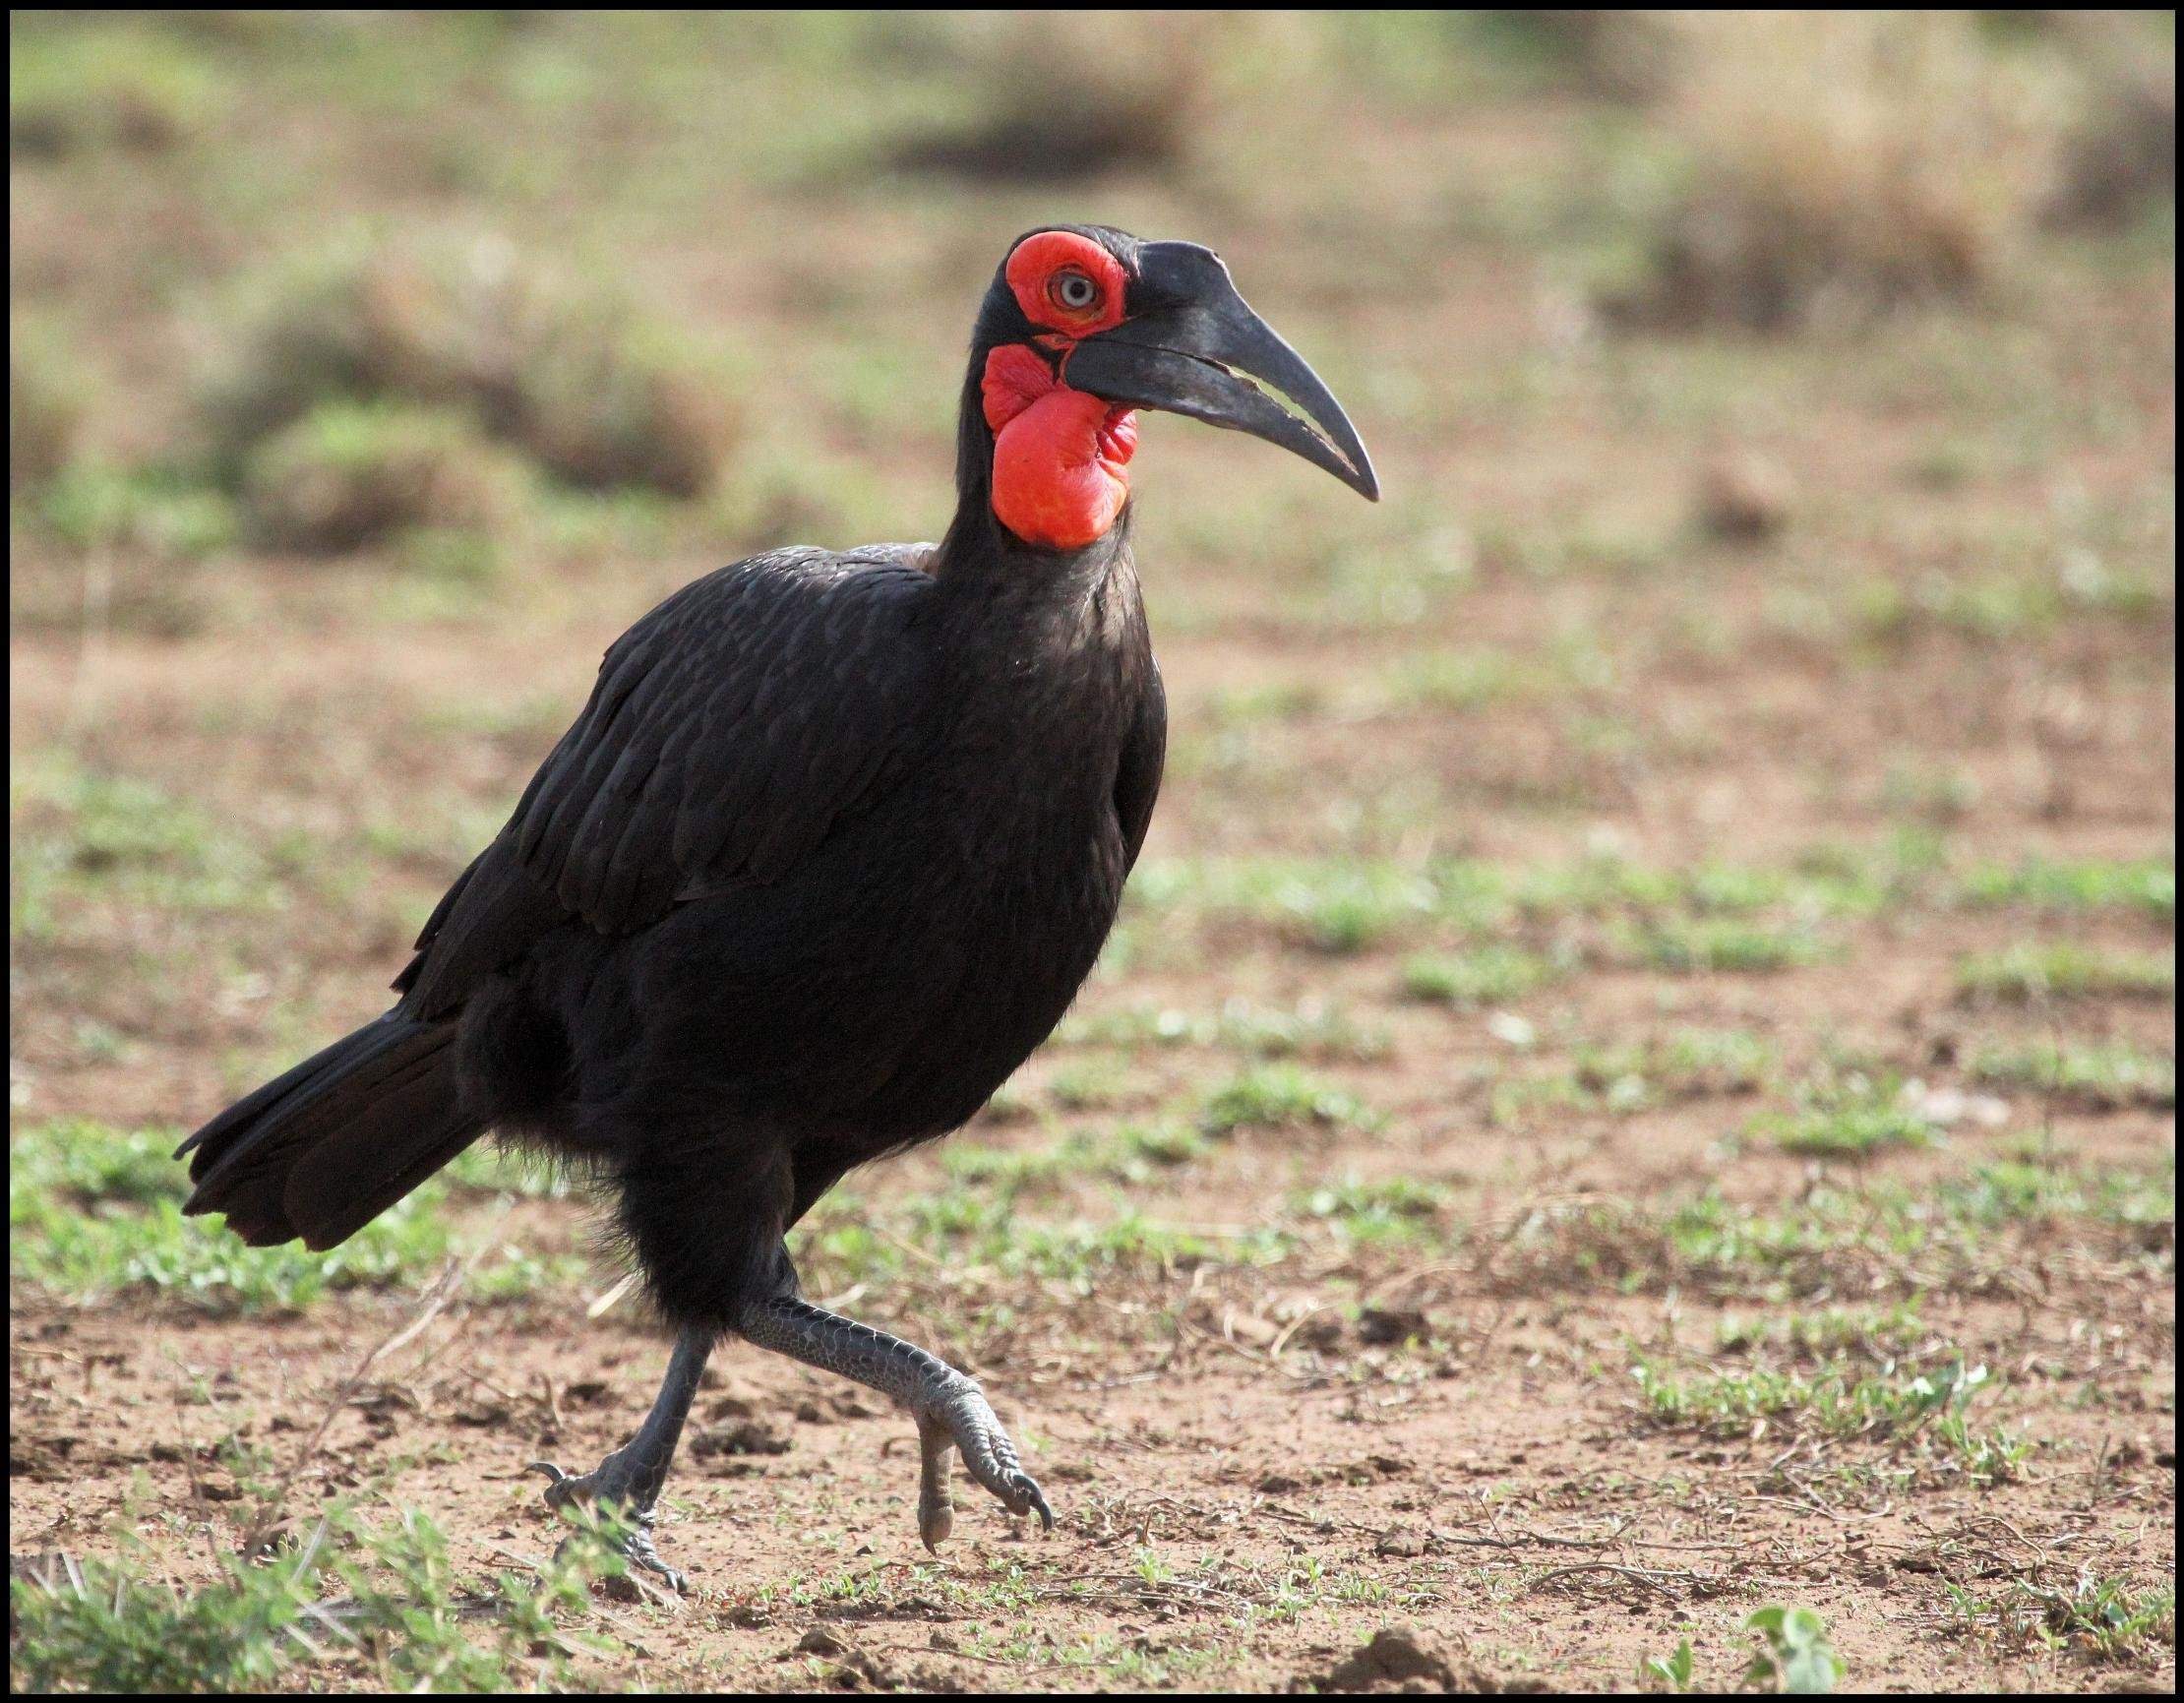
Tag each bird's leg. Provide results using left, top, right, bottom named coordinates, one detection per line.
left=528, top=1323, right=711, bottom=1591
left=736, top=1292, right=1051, bottom=1551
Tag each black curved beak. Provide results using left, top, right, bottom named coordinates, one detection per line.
left=1063, top=242, right=1378, bottom=502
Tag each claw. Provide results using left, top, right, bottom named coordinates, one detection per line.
left=528, top=1459, right=687, bottom=1592
left=920, top=1385, right=1056, bottom=1544
left=527, top=1460, right=589, bottom=1510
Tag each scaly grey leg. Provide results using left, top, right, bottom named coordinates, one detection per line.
left=736, top=1293, right=1052, bottom=1551
left=528, top=1324, right=712, bottom=1590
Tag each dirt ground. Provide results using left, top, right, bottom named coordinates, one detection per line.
left=9, top=14, right=2175, bottom=1695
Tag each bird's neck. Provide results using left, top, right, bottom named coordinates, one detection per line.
left=937, top=351, right=1137, bottom=579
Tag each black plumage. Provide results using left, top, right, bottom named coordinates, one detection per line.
left=177, top=224, right=1372, bottom=1583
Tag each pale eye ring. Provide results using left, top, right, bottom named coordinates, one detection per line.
left=1052, top=270, right=1099, bottom=312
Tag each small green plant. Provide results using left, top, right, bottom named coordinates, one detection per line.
left=1947, top=1572, right=2176, bottom=1663
left=1766, top=1101, right=1936, bottom=1159
left=1743, top=1605, right=1846, bottom=1693
left=1757, top=1068, right=1939, bottom=1159
left=1633, top=1355, right=2008, bottom=1463
left=1197, top=1064, right=1377, bottom=1136
left=1636, top=1636, right=1697, bottom=1692
left=1953, top=855, right=2174, bottom=921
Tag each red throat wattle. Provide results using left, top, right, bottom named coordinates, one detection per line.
left=983, top=342, right=1137, bottom=552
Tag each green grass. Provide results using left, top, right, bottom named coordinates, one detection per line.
left=1122, top=844, right=1939, bottom=961
left=1761, top=1100, right=1938, bottom=1159
left=31, top=460, right=238, bottom=562
left=1290, top=1175, right=1450, bottom=1246
left=1196, top=1064, right=1379, bottom=1136
left=10, top=19, right=227, bottom=159
left=939, top=1120, right=1212, bottom=1200
left=1715, top=1302, right=1928, bottom=1359
left=11, top=755, right=299, bottom=942
left=1956, top=942, right=2175, bottom=1003
left=8, top=1504, right=620, bottom=1693
left=1970, top=1039, right=2176, bottom=1110
left=1499, top=1157, right=2174, bottom=1301
left=1953, top=856, right=2175, bottom=922
left=8, top=1119, right=579, bottom=1311
left=800, top=1169, right=1294, bottom=1296
left=1631, top=1356, right=2026, bottom=1480
left=1401, top=944, right=1565, bottom=1005
left=1944, top=1574, right=2177, bottom=1664
left=1625, top=916, right=1830, bottom=974
left=1122, top=845, right=2180, bottom=973
left=1564, top=1028, right=1780, bottom=1107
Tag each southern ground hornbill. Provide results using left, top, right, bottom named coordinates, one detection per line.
left=178, top=225, right=1376, bottom=1587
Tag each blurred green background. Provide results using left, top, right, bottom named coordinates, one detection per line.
left=12, top=11, right=2172, bottom=632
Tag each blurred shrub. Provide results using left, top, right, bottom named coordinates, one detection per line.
left=38, top=464, right=236, bottom=562
left=240, top=400, right=528, bottom=559
left=9, top=316, right=86, bottom=493
left=9, top=23, right=225, bottom=158
left=885, top=12, right=1263, bottom=183
left=1519, top=11, right=1687, bottom=100
left=2045, top=16, right=2176, bottom=229
left=1616, top=14, right=2060, bottom=332
left=196, top=231, right=740, bottom=502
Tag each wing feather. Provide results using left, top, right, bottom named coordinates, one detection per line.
left=394, top=546, right=937, bottom=1017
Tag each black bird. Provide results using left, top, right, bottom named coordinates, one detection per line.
left=178, top=225, right=1376, bottom=1588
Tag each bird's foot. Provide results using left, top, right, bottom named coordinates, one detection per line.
left=526, top=1457, right=687, bottom=1593
left=912, top=1379, right=1053, bottom=1553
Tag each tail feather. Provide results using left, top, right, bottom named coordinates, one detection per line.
left=179, top=1013, right=483, bottom=1250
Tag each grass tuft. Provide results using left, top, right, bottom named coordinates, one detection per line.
left=1617, top=14, right=2057, bottom=331
left=1956, top=943, right=2175, bottom=1004
left=1197, top=1064, right=1378, bottom=1137
left=9, top=1504, right=616, bottom=1692
left=241, top=400, right=527, bottom=561
left=195, top=230, right=740, bottom=506
left=1971, top=1039, right=2175, bottom=1111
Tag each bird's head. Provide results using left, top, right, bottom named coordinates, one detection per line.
left=957, top=224, right=1377, bottom=553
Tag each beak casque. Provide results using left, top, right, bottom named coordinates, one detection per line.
left=1062, top=241, right=1378, bottom=501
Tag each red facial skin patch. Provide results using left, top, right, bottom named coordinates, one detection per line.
left=983, top=343, right=1137, bottom=552
left=1005, top=231, right=1128, bottom=336
left=982, top=232, right=1137, bottom=550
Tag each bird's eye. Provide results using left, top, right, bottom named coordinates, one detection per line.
left=1052, top=270, right=1099, bottom=312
